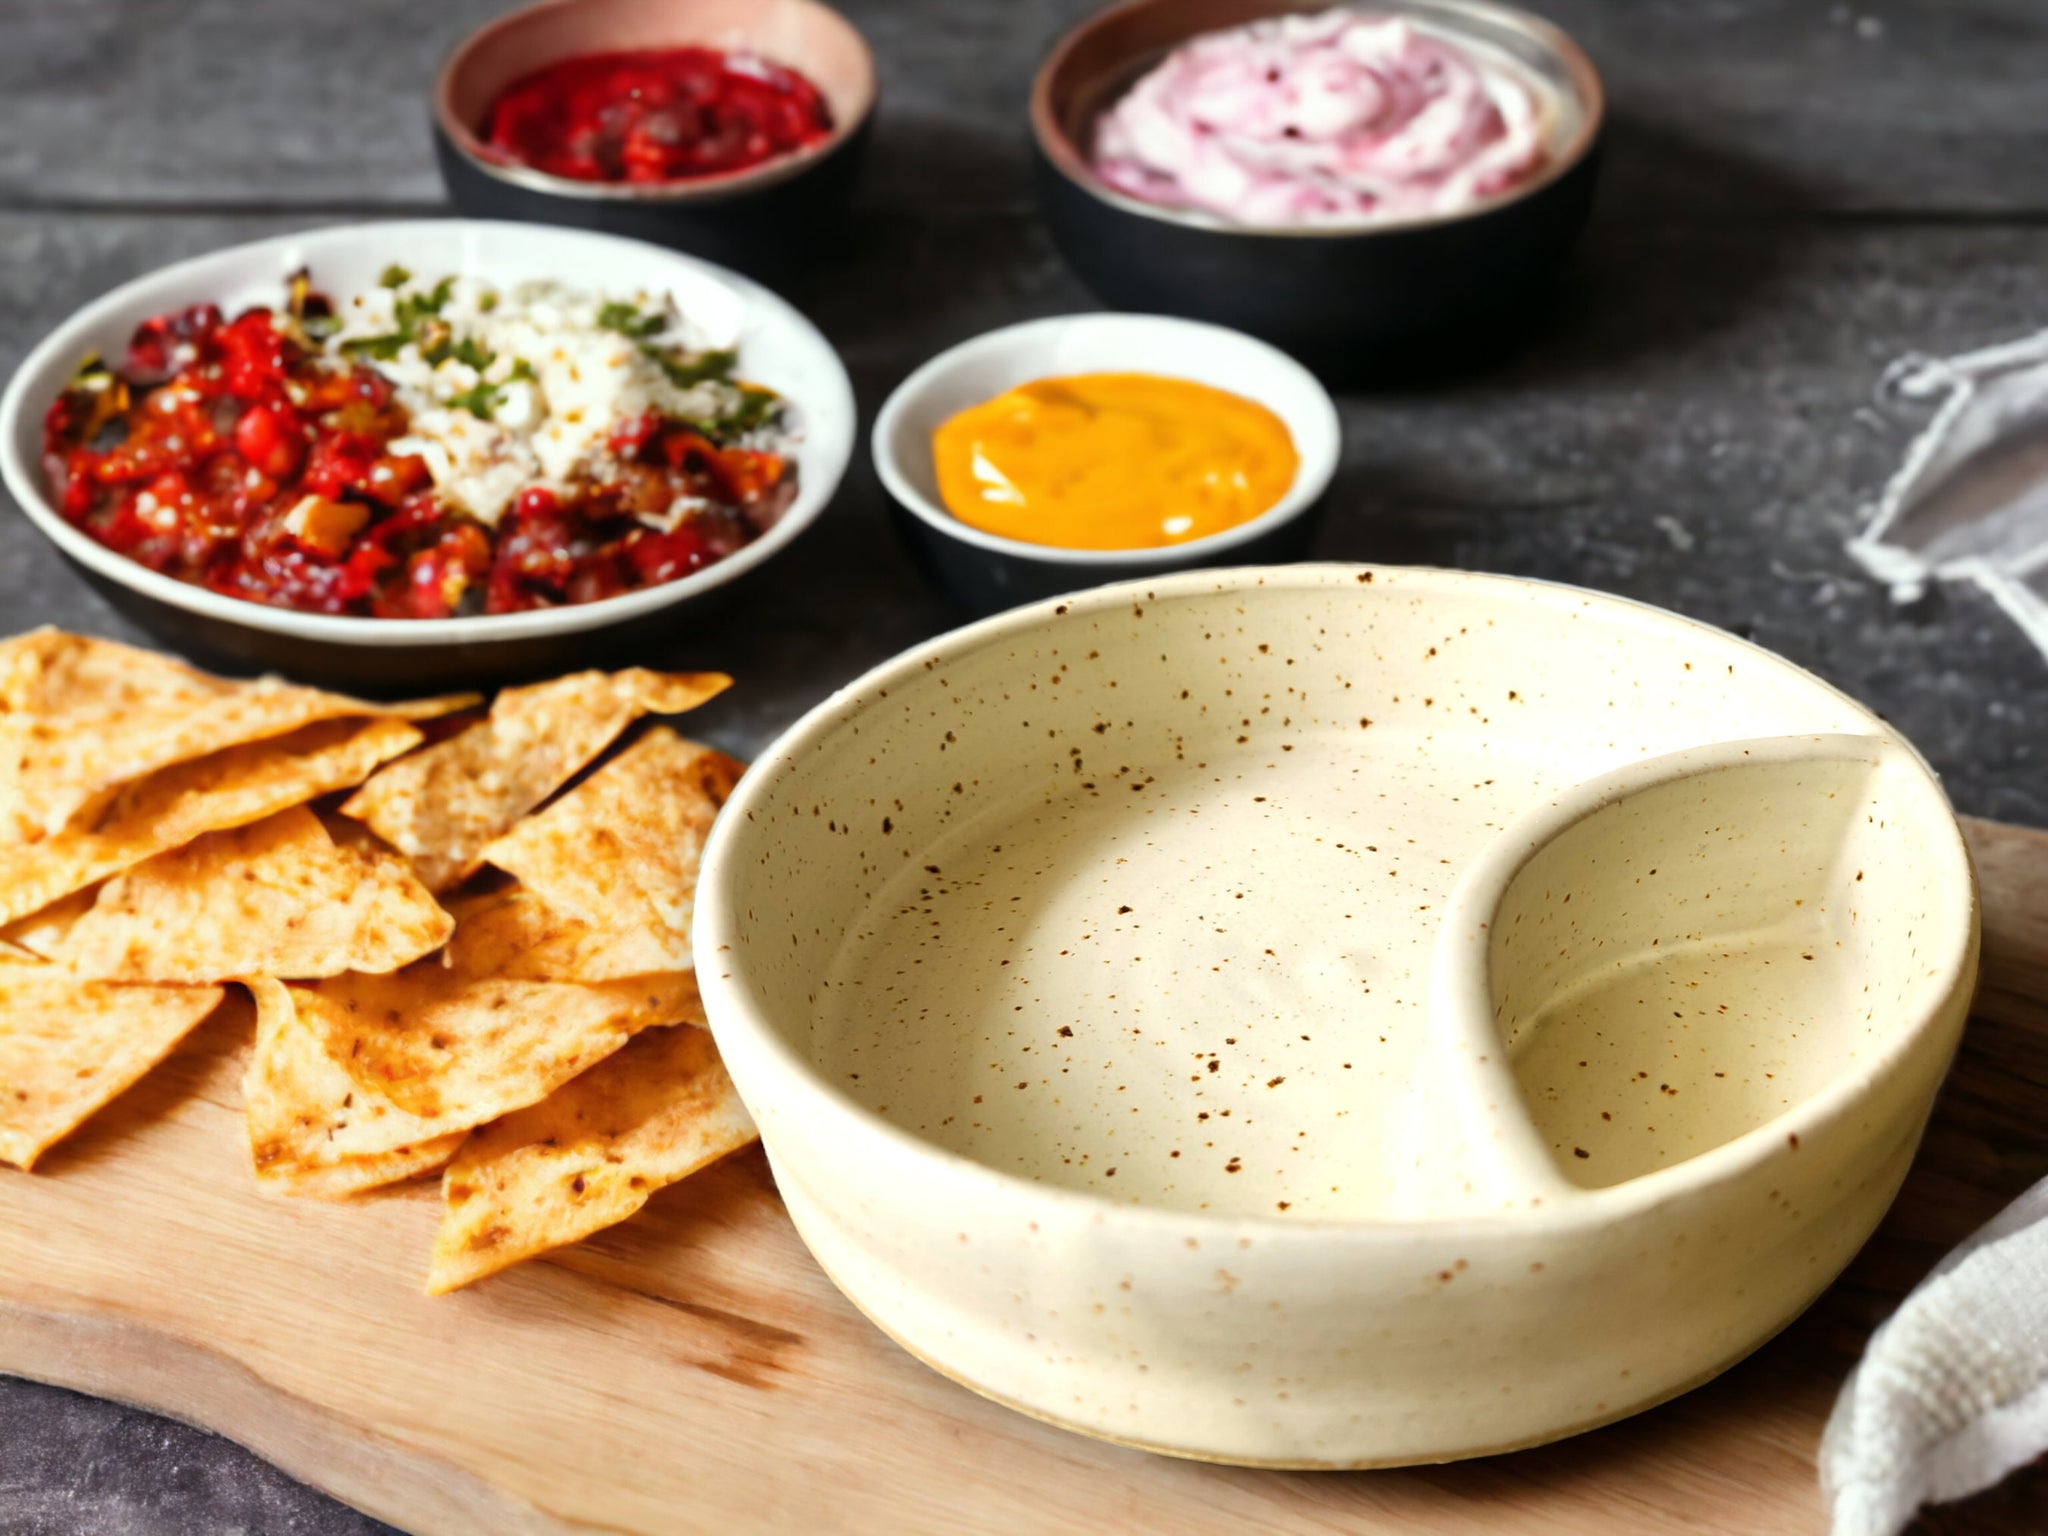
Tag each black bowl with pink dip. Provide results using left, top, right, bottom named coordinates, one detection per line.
left=1031, top=0, right=1603, bottom=379
left=433, top=0, right=876, bottom=282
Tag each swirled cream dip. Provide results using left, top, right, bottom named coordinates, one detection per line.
left=1091, top=9, right=1553, bottom=228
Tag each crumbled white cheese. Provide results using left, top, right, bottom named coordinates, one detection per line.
left=654, top=493, right=713, bottom=533
left=327, top=276, right=763, bottom=528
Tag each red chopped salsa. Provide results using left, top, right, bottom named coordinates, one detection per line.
left=42, top=273, right=794, bottom=619
left=483, top=47, right=834, bottom=185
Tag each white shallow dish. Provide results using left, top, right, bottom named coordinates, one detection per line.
left=697, top=564, right=1979, bottom=1467
left=0, top=220, right=855, bottom=689
left=872, top=314, right=1341, bottom=613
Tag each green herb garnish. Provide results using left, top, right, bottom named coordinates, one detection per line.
left=716, top=384, right=783, bottom=436
left=599, top=301, right=667, bottom=339
left=448, top=379, right=504, bottom=421
left=450, top=336, right=496, bottom=372
left=342, top=274, right=465, bottom=365
left=394, top=276, right=456, bottom=332
left=650, top=345, right=738, bottom=390
left=682, top=381, right=783, bottom=440
left=340, top=333, right=408, bottom=362
left=418, top=320, right=455, bottom=366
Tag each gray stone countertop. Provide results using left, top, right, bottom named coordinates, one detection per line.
left=1, top=1, right=2043, bottom=1532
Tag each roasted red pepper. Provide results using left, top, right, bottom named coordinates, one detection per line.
left=41, top=281, right=788, bottom=620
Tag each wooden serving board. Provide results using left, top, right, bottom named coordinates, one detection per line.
left=3, top=817, right=2045, bottom=1536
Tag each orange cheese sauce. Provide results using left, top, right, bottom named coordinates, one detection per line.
left=931, top=373, right=1298, bottom=551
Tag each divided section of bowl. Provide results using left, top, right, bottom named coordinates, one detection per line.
left=814, top=732, right=1546, bottom=1219
left=1461, top=736, right=1969, bottom=1199
left=759, top=572, right=1938, bottom=1226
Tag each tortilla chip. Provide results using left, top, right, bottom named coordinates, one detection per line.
left=339, top=668, right=729, bottom=892
left=243, top=978, right=464, bottom=1198
left=0, top=629, right=472, bottom=841
left=0, top=954, right=222, bottom=1169
left=0, top=716, right=420, bottom=929
left=314, top=807, right=401, bottom=858
left=426, top=1022, right=755, bottom=1293
left=298, top=962, right=703, bottom=1122
left=478, top=728, right=742, bottom=974
left=36, top=806, right=451, bottom=983
left=442, top=883, right=673, bottom=983
left=0, top=889, right=94, bottom=958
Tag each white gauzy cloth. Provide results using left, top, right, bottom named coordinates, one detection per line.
left=1821, top=1174, right=2048, bottom=1535
left=1849, top=328, right=2048, bottom=663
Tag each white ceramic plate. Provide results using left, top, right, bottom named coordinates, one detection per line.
left=0, top=219, right=855, bottom=650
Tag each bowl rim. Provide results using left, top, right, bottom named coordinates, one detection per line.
left=0, top=218, right=856, bottom=650
left=1029, top=0, right=1606, bottom=241
left=870, top=313, right=1342, bottom=568
left=696, top=562, right=1979, bottom=1242
left=432, top=0, right=879, bottom=206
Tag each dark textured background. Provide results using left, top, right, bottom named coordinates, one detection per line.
left=2, top=1, right=2044, bottom=1531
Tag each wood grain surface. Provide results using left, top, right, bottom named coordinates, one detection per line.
left=0, top=815, right=2039, bottom=1536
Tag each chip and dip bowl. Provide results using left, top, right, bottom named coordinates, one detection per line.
left=697, top=563, right=1978, bottom=1466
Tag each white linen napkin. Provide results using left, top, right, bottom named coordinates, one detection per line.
left=1821, top=1173, right=2048, bottom=1535
left=1850, top=329, right=2048, bottom=663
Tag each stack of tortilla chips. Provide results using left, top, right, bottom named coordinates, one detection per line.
left=0, top=630, right=758, bottom=1294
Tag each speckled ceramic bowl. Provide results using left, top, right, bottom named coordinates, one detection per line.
left=695, top=565, right=1979, bottom=1466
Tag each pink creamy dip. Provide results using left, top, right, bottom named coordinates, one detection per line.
left=1091, top=9, right=1553, bottom=228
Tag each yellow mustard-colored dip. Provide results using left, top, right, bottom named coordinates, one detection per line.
left=930, top=372, right=1299, bottom=551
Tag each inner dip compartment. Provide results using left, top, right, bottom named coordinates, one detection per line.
left=1488, top=740, right=1969, bottom=1189
left=816, top=736, right=1546, bottom=1219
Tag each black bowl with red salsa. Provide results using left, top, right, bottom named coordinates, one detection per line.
left=431, top=0, right=875, bottom=276
left=41, top=271, right=794, bottom=620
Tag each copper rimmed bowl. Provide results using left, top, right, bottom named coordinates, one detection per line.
left=433, top=0, right=877, bottom=279
left=1031, top=0, right=1604, bottom=375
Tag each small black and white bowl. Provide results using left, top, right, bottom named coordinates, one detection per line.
left=0, top=220, right=855, bottom=691
left=873, top=314, right=1340, bottom=615
left=433, top=0, right=877, bottom=280
left=1031, top=0, right=1604, bottom=375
